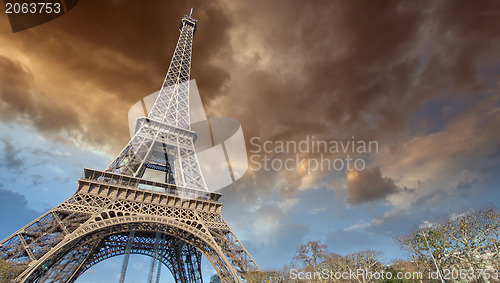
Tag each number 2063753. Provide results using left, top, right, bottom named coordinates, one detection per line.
left=5, top=2, right=62, bottom=14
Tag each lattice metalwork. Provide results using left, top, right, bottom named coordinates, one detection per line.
left=105, top=10, right=207, bottom=192
left=0, top=172, right=259, bottom=282
left=0, top=9, right=259, bottom=283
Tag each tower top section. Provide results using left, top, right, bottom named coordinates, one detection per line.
left=180, top=8, right=197, bottom=33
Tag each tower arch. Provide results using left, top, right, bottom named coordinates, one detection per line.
left=22, top=218, right=240, bottom=283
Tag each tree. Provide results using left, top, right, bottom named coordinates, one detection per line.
left=343, top=250, right=384, bottom=283
left=324, top=253, right=351, bottom=274
left=395, top=204, right=500, bottom=282
left=292, top=240, right=329, bottom=272
left=441, top=205, right=499, bottom=282
left=322, top=250, right=385, bottom=283
left=0, top=259, right=20, bottom=283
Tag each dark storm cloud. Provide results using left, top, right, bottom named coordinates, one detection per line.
left=0, top=55, right=81, bottom=136
left=432, top=0, right=500, bottom=89
left=8, top=0, right=233, bottom=103
left=345, top=167, right=399, bottom=205
left=303, top=1, right=422, bottom=135
left=0, top=55, right=35, bottom=121
left=0, top=0, right=233, bottom=151
left=209, top=0, right=424, bottom=141
left=190, top=4, right=233, bottom=103
left=223, top=0, right=498, bottom=147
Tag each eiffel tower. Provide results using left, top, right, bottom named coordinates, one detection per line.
left=0, top=9, right=259, bottom=283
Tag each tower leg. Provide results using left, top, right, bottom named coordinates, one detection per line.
left=155, top=249, right=162, bottom=283
left=148, top=232, right=161, bottom=283
left=119, top=231, right=135, bottom=283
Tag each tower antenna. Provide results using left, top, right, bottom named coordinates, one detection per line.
left=189, top=7, right=193, bottom=18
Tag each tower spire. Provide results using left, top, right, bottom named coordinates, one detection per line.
left=147, top=10, right=197, bottom=129
left=189, top=7, right=193, bottom=18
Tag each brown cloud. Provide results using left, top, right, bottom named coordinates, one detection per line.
left=0, top=55, right=81, bottom=135
left=345, top=167, right=399, bottom=205
left=0, top=55, right=34, bottom=119
left=0, top=0, right=234, bottom=152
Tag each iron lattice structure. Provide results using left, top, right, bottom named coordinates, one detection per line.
left=0, top=10, right=259, bottom=283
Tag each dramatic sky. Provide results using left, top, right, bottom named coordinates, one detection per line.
left=1, top=0, right=500, bottom=281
